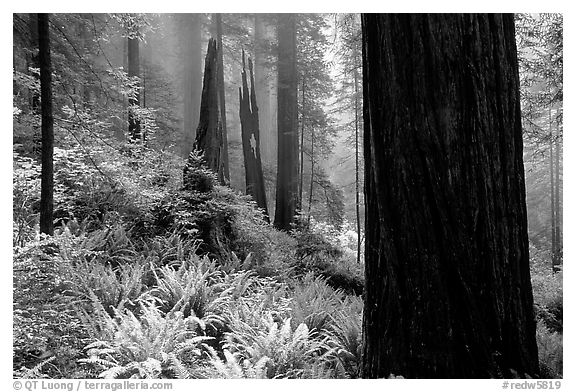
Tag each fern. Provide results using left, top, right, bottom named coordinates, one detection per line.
left=21, top=356, right=56, bottom=379
left=323, top=296, right=364, bottom=378
left=290, top=274, right=346, bottom=333
left=78, top=301, right=212, bottom=378
left=221, top=315, right=334, bottom=378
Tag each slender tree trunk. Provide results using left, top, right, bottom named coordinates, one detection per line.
left=128, top=36, right=141, bottom=141
left=549, top=107, right=557, bottom=271
left=274, top=13, right=299, bottom=231
left=215, top=14, right=230, bottom=183
left=254, top=16, right=272, bottom=163
left=554, top=131, right=561, bottom=270
left=142, top=63, right=146, bottom=108
left=38, top=13, right=54, bottom=236
left=361, top=14, right=538, bottom=378
left=192, top=39, right=223, bottom=181
left=353, top=56, right=361, bottom=264
left=28, top=13, right=40, bottom=112
left=299, top=76, right=306, bottom=210
left=549, top=116, right=561, bottom=272
left=182, top=14, right=203, bottom=158
left=307, top=127, right=314, bottom=224
left=239, top=51, right=269, bottom=220
left=254, top=15, right=276, bottom=215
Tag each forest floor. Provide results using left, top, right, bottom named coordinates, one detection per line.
left=13, top=145, right=562, bottom=379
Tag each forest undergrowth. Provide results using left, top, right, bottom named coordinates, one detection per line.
left=13, top=138, right=561, bottom=379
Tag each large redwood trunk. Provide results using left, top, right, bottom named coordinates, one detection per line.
left=239, top=52, right=269, bottom=220
left=361, top=13, right=538, bottom=378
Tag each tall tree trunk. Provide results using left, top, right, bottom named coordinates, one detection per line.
left=549, top=107, right=557, bottom=271
left=38, top=13, right=54, bottom=236
left=254, top=16, right=272, bottom=163
left=307, top=127, right=314, bottom=224
left=182, top=14, right=203, bottom=158
left=353, top=52, right=361, bottom=264
left=215, top=13, right=230, bottom=183
left=361, top=14, right=538, bottom=378
left=127, top=36, right=141, bottom=141
left=550, top=118, right=562, bottom=272
left=299, top=76, right=306, bottom=210
left=554, top=131, right=561, bottom=270
left=239, top=51, right=269, bottom=220
left=192, top=39, right=223, bottom=181
left=254, top=15, right=276, bottom=215
left=28, top=13, right=40, bottom=112
left=274, top=13, right=299, bottom=231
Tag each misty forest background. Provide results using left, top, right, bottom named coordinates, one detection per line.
left=13, top=13, right=562, bottom=379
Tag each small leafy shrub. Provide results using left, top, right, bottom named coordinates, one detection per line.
left=293, top=219, right=343, bottom=264
left=152, top=153, right=291, bottom=270
left=13, top=149, right=41, bottom=247
left=291, top=220, right=363, bottom=295
left=531, top=250, right=563, bottom=332
left=13, top=236, right=92, bottom=378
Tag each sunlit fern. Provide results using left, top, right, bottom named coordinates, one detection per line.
left=323, top=295, right=363, bottom=378
left=220, top=315, right=335, bottom=378
left=289, top=273, right=346, bottom=333
left=79, top=302, right=213, bottom=378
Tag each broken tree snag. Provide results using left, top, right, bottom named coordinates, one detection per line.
left=192, top=38, right=224, bottom=183
left=239, top=50, right=269, bottom=220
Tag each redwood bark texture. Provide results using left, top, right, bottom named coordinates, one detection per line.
left=38, top=13, right=54, bottom=235
left=361, top=14, right=538, bottom=378
left=274, top=13, right=299, bottom=231
left=193, top=39, right=224, bottom=182
left=239, top=52, right=269, bottom=220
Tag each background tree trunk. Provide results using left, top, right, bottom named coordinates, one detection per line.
left=307, top=126, right=314, bottom=224
left=28, top=13, right=40, bottom=112
left=254, top=15, right=276, bottom=215
left=38, top=13, right=54, bottom=236
left=353, top=53, right=361, bottom=264
left=299, top=76, right=306, bottom=210
left=128, top=36, right=141, bottom=140
left=215, top=13, right=230, bottom=183
left=361, top=13, right=538, bottom=378
left=554, top=132, right=561, bottom=270
left=274, top=13, right=299, bottom=231
left=181, top=14, right=203, bottom=158
left=549, top=127, right=557, bottom=271
left=239, top=52, right=269, bottom=220
left=193, top=38, right=223, bottom=181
